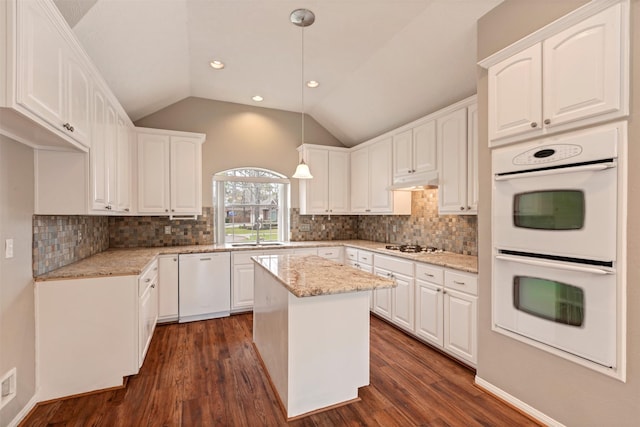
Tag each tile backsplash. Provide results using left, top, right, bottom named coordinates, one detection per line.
left=108, top=207, right=214, bottom=248
left=292, top=189, right=477, bottom=256
left=32, top=189, right=477, bottom=276
left=33, top=215, right=109, bottom=276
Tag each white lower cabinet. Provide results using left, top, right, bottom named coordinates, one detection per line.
left=317, top=246, right=343, bottom=261
left=414, top=263, right=477, bottom=365
left=375, top=255, right=415, bottom=332
left=346, top=247, right=375, bottom=309
left=138, top=260, right=159, bottom=367
left=157, top=255, right=179, bottom=323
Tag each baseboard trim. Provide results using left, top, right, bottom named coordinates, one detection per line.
left=7, top=393, right=39, bottom=427
left=474, top=376, right=566, bottom=427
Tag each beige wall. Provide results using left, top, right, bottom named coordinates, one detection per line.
left=476, top=1, right=640, bottom=425
left=134, top=97, right=345, bottom=208
left=0, top=135, right=36, bottom=425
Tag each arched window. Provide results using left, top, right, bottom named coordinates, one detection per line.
left=213, top=168, right=290, bottom=244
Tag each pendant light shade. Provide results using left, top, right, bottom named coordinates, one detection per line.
left=292, top=159, right=313, bottom=179
left=291, top=8, right=315, bottom=179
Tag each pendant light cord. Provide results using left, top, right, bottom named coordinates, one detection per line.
left=301, top=23, right=305, bottom=145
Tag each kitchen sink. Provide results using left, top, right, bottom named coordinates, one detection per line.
left=231, top=242, right=285, bottom=247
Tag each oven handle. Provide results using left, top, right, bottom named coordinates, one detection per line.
left=495, top=254, right=613, bottom=275
left=494, top=162, right=616, bottom=181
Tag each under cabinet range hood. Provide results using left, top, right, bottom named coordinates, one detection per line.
left=387, top=171, right=439, bottom=191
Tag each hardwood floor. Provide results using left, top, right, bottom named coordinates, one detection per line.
left=22, top=314, right=539, bottom=426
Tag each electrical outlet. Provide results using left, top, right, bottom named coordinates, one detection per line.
left=392, top=225, right=397, bottom=233
left=164, top=226, right=172, bottom=235
left=0, top=368, right=16, bottom=410
left=299, top=224, right=311, bottom=232
left=4, top=239, right=13, bottom=259
left=77, top=230, right=83, bottom=242
left=321, top=224, right=326, bottom=231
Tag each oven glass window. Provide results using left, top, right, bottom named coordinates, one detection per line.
left=514, top=276, right=584, bottom=327
left=513, top=190, right=585, bottom=230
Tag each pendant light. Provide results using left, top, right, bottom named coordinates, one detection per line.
left=291, top=8, right=315, bottom=179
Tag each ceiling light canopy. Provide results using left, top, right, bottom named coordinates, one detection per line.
left=291, top=8, right=315, bottom=180
left=209, top=60, right=225, bottom=69
left=252, top=95, right=264, bottom=102
left=306, top=80, right=319, bottom=88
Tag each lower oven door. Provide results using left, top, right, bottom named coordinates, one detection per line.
left=493, top=253, right=616, bottom=367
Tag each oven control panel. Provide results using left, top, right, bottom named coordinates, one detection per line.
left=513, top=144, right=582, bottom=166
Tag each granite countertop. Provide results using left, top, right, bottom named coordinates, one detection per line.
left=34, top=240, right=477, bottom=282
left=252, top=254, right=396, bottom=297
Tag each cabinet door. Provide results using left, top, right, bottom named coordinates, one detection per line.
left=543, top=4, right=623, bottom=128
left=105, top=102, right=117, bottom=208
left=392, top=129, right=413, bottom=180
left=232, top=263, right=255, bottom=311
left=466, top=104, right=479, bottom=213
left=444, top=289, right=477, bottom=365
left=17, top=0, right=66, bottom=129
left=437, top=108, right=468, bottom=214
left=90, top=89, right=108, bottom=210
left=158, top=256, right=179, bottom=322
left=350, top=148, right=369, bottom=213
left=488, top=44, right=542, bottom=143
left=391, top=272, right=414, bottom=332
left=65, top=53, right=92, bottom=147
left=116, top=116, right=131, bottom=213
left=301, top=148, right=329, bottom=214
left=139, top=279, right=158, bottom=367
left=170, top=137, right=202, bottom=214
left=373, top=268, right=392, bottom=320
left=415, top=280, right=444, bottom=346
left=413, top=120, right=437, bottom=175
left=328, top=150, right=349, bottom=213
left=369, top=138, right=393, bottom=213
left=137, top=133, right=170, bottom=214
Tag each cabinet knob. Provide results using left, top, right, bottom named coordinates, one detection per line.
left=151, top=284, right=156, bottom=289
left=467, top=206, right=471, bottom=210
left=436, top=288, right=441, bottom=293
left=171, top=209, right=175, bottom=212
left=165, top=209, right=169, bottom=212
left=530, top=122, right=538, bottom=128
left=460, top=206, right=465, bottom=211
left=407, top=169, right=411, bottom=173
left=62, top=123, right=74, bottom=132
left=173, top=258, right=177, bottom=261
left=124, top=208, right=130, bottom=212
left=544, top=118, right=551, bottom=125
left=145, top=278, right=151, bottom=283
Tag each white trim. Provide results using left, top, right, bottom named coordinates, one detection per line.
left=7, top=393, right=39, bottom=427
left=479, top=0, right=628, bottom=69
left=213, top=175, right=290, bottom=184
left=134, top=126, right=205, bottom=142
left=474, top=376, right=567, bottom=427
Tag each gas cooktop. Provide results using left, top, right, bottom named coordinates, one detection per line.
left=383, top=244, right=444, bottom=254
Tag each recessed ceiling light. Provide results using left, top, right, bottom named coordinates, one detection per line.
left=252, top=95, right=264, bottom=102
left=306, top=80, right=320, bottom=88
left=209, top=60, right=225, bottom=70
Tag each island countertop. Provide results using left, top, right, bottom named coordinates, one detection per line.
left=252, top=254, right=395, bottom=298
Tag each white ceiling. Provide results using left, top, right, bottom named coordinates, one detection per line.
left=56, top=0, right=502, bottom=146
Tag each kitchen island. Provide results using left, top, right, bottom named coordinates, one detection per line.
left=252, top=254, right=395, bottom=420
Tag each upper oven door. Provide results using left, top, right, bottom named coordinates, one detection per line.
left=493, top=253, right=616, bottom=368
left=492, top=123, right=621, bottom=263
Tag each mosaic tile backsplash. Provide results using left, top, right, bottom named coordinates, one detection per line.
left=33, top=215, right=109, bottom=276
left=291, top=189, right=478, bottom=256
left=109, top=207, right=214, bottom=247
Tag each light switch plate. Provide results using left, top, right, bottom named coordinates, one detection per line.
left=299, top=224, right=311, bottom=232
left=5, top=239, right=13, bottom=259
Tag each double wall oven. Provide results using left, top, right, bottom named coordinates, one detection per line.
left=492, top=122, right=625, bottom=370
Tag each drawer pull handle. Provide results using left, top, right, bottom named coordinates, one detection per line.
left=145, top=278, right=151, bottom=283
left=453, top=280, right=466, bottom=285
left=200, top=258, right=212, bottom=261
left=151, top=284, right=156, bottom=289
left=424, top=273, right=434, bottom=277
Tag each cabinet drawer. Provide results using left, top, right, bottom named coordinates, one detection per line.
left=345, top=248, right=358, bottom=261
left=358, top=251, right=374, bottom=265
left=317, top=246, right=342, bottom=259
left=445, top=270, right=477, bottom=296
left=374, top=254, right=412, bottom=276
left=415, top=263, right=444, bottom=285
left=138, top=259, right=158, bottom=296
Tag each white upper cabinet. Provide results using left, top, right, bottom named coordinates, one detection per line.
left=368, top=139, right=393, bottom=212
left=466, top=104, right=479, bottom=213
left=349, top=147, right=369, bottom=213
left=116, top=115, right=132, bottom=213
left=437, top=108, right=468, bottom=214
left=392, top=120, right=437, bottom=185
left=298, top=145, right=350, bottom=215
left=90, top=87, right=118, bottom=212
left=486, top=2, right=628, bottom=146
left=137, top=128, right=204, bottom=217
left=15, top=0, right=92, bottom=148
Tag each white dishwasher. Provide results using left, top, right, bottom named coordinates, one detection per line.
left=179, top=252, right=231, bottom=323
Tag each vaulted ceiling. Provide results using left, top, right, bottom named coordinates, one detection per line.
left=54, top=0, right=502, bottom=146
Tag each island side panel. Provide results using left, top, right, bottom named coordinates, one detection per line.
left=253, top=265, right=289, bottom=408
left=287, top=291, right=370, bottom=418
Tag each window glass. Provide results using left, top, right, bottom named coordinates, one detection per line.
left=514, top=276, right=584, bottom=327
left=513, top=190, right=585, bottom=230
left=213, top=169, right=289, bottom=244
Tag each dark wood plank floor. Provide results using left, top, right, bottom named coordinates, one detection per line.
left=22, top=314, right=539, bottom=427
